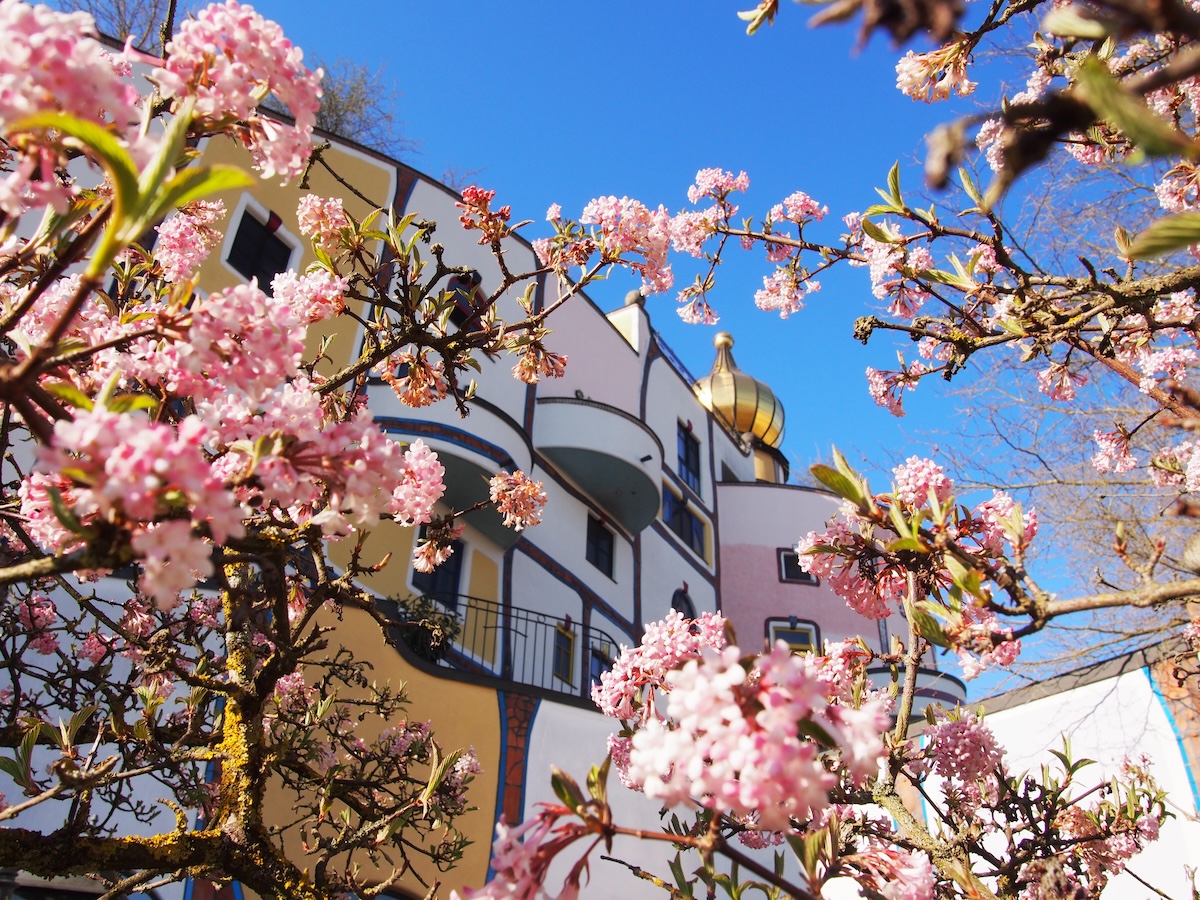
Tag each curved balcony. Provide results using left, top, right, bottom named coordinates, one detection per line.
left=374, top=396, right=533, bottom=549
left=534, top=397, right=663, bottom=534
left=866, top=665, right=968, bottom=721
left=384, top=593, right=624, bottom=705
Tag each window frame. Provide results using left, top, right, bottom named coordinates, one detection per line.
left=221, top=194, right=300, bottom=294
left=677, top=422, right=702, bottom=495
left=662, top=489, right=705, bottom=559
left=585, top=515, right=615, bottom=578
left=777, top=548, right=819, bottom=585
left=765, top=618, right=819, bottom=654
left=552, top=625, right=575, bottom=685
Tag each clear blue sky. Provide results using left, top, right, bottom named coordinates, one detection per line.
left=241, top=0, right=963, bottom=482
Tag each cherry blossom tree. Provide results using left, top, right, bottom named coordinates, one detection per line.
left=1, top=0, right=1197, bottom=898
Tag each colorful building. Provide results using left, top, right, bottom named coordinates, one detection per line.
left=173, top=127, right=970, bottom=897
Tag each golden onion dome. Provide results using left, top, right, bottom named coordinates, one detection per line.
left=693, top=331, right=785, bottom=448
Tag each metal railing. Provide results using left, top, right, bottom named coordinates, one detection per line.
left=390, top=593, right=624, bottom=702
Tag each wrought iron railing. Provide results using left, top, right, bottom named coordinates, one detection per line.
left=389, top=593, right=624, bottom=703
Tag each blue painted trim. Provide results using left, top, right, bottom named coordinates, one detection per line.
left=375, top=417, right=515, bottom=468
left=1148, top=668, right=1200, bottom=812
left=489, top=692, right=507, bottom=882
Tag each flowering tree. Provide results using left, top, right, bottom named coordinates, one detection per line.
left=453, top=0, right=1200, bottom=896
left=2, top=0, right=1197, bottom=898
left=0, top=1, right=572, bottom=896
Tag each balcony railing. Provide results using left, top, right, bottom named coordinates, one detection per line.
left=387, top=593, right=624, bottom=704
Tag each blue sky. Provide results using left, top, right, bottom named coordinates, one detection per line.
left=241, top=0, right=966, bottom=482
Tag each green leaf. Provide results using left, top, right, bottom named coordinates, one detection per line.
left=795, top=717, right=838, bottom=747
left=46, top=486, right=89, bottom=537
left=587, top=755, right=611, bottom=804
left=886, top=161, right=902, bottom=207
left=106, top=393, right=159, bottom=415
left=12, top=112, right=139, bottom=225
left=1042, top=5, right=1118, bottom=38
left=911, top=607, right=953, bottom=647
left=860, top=218, right=895, bottom=244
left=1125, top=212, right=1200, bottom=259
left=810, top=464, right=861, bottom=503
left=1075, top=56, right=1197, bottom=159
left=863, top=203, right=899, bottom=217
left=958, top=167, right=983, bottom=206
left=550, top=766, right=585, bottom=811
left=140, top=164, right=254, bottom=230
left=886, top=536, right=928, bottom=554
left=42, top=381, right=94, bottom=411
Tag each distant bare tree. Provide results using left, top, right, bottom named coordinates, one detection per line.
left=52, top=0, right=190, bottom=54
left=440, top=164, right=483, bottom=193
left=310, top=58, right=415, bottom=158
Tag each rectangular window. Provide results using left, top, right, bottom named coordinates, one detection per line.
left=553, top=626, right=575, bottom=685
left=585, top=515, right=614, bottom=578
left=412, top=532, right=465, bottom=609
left=767, top=619, right=818, bottom=654
left=227, top=208, right=293, bottom=293
left=777, top=549, right=819, bottom=585
left=588, top=646, right=612, bottom=689
left=663, top=491, right=705, bottom=558
left=677, top=423, right=701, bottom=494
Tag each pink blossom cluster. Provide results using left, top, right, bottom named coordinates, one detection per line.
left=967, top=490, right=1038, bottom=554
left=591, top=609, right=727, bottom=721
left=450, top=808, right=593, bottom=900
left=686, top=167, right=749, bottom=204
left=669, top=206, right=720, bottom=258
left=154, top=0, right=323, bottom=181
left=866, top=362, right=926, bottom=417
left=0, top=0, right=142, bottom=215
left=1036, top=362, right=1086, bottom=402
left=489, top=471, right=547, bottom=531
left=769, top=191, right=828, bottom=224
left=895, top=46, right=976, bottom=102
left=380, top=350, right=448, bottom=407
left=270, top=268, right=348, bottom=323
left=853, top=840, right=935, bottom=900
left=892, top=456, right=953, bottom=507
left=296, top=194, right=350, bottom=254
left=457, top=186, right=512, bottom=245
left=23, top=406, right=243, bottom=607
left=797, top=518, right=908, bottom=620
left=579, top=195, right=673, bottom=294
left=924, top=712, right=1003, bottom=784
left=17, top=594, right=58, bottom=655
left=1092, top=429, right=1136, bottom=474
left=754, top=268, right=818, bottom=318
left=511, top=344, right=568, bottom=384
left=626, top=642, right=890, bottom=831
left=952, top=607, right=1021, bottom=680
left=154, top=201, right=226, bottom=283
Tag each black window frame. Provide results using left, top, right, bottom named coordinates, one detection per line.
left=663, top=490, right=705, bottom=558
left=412, top=531, right=465, bottom=610
left=226, top=206, right=293, bottom=294
left=585, top=515, right=615, bottom=578
left=777, top=548, right=819, bottom=585
left=766, top=618, right=819, bottom=654
left=677, top=423, right=702, bottom=494
left=552, top=625, right=575, bottom=685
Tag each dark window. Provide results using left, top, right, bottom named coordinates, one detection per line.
left=720, top=462, right=739, bottom=483
left=767, top=618, right=818, bottom=654
left=446, top=271, right=483, bottom=330
left=585, top=515, right=614, bottom=578
left=588, top=646, right=612, bottom=688
left=663, top=491, right=705, bottom=558
left=412, top=534, right=465, bottom=609
left=553, top=626, right=575, bottom=684
left=670, top=587, right=696, bottom=618
left=677, top=423, right=701, bottom=494
left=227, top=208, right=292, bottom=293
left=778, top=549, right=819, bottom=585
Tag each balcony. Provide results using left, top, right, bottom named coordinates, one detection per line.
left=384, top=594, right=624, bottom=705
left=866, top=665, right=968, bottom=721
left=534, top=397, right=662, bottom=534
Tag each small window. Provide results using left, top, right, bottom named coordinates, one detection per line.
left=663, top=490, right=705, bottom=558
left=677, top=423, right=701, bottom=494
left=586, top=515, right=614, bottom=578
left=588, top=645, right=612, bottom=688
left=778, top=549, right=819, bottom=585
left=446, top=271, right=483, bottom=330
left=553, top=626, right=575, bottom=685
left=412, top=531, right=465, bottom=609
left=767, top=618, right=818, bottom=654
left=227, top=207, right=293, bottom=293
left=670, top=586, right=696, bottom=618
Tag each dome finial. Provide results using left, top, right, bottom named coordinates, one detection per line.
left=714, top=331, right=734, bottom=349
